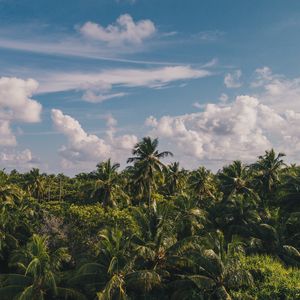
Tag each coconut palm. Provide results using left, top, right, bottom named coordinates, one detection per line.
left=251, top=149, right=286, bottom=201
left=26, top=168, right=46, bottom=201
left=0, top=185, right=33, bottom=266
left=91, top=159, right=122, bottom=208
left=247, top=223, right=300, bottom=267
left=172, top=194, right=208, bottom=240
left=0, top=234, right=85, bottom=300
left=69, top=226, right=161, bottom=299
left=170, top=231, right=253, bottom=300
left=127, top=137, right=173, bottom=211
left=280, top=168, right=300, bottom=213
left=164, top=162, right=186, bottom=196
left=212, top=194, right=261, bottom=242
left=218, top=161, right=257, bottom=200
left=189, top=167, right=216, bottom=205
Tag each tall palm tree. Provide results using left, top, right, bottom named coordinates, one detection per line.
left=251, top=149, right=286, bottom=201
left=26, top=168, right=46, bottom=201
left=92, top=159, right=122, bottom=208
left=127, top=137, right=173, bottom=211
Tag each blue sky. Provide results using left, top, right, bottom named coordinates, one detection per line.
left=1, top=0, right=300, bottom=174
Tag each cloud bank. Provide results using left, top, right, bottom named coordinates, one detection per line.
left=146, top=95, right=300, bottom=169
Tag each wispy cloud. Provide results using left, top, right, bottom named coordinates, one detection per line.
left=82, top=91, right=127, bottom=103
left=192, top=30, right=225, bottom=42
left=0, top=37, right=186, bottom=66
left=224, top=70, right=242, bottom=88
left=35, top=65, right=212, bottom=99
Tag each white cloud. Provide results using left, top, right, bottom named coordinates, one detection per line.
left=82, top=91, right=127, bottom=103
left=224, top=70, right=242, bottom=88
left=0, top=120, right=17, bottom=146
left=192, top=102, right=205, bottom=109
left=115, top=0, right=137, bottom=4
left=51, top=109, right=138, bottom=170
left=38, top=66, right=211, bottom=95
left=80, top=14, right=155, bottom=45
left=0, top=77, right=42, bottom=147
left=219, top=93, right=229, bottom=103
left=192, top=30, right=224, bottom=42
left=104, top=114, right=118, bottom=127
left=0, top=77, right=41, bottom=123
left=146, top=95, right=300, bottom=170
left=252, top=67, right=300, bottom=111
left=0, top=36, right=187, bottom=65
left=0, top=149, right=39, bottom=171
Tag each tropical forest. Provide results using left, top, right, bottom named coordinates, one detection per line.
left=0, top=137, right=299, bottom=300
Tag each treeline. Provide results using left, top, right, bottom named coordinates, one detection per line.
left=0, top=137, right=300, bottom=299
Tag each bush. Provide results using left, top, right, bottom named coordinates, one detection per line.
left=235, top=255, right=300, bottom=299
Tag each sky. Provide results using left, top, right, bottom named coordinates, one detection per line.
left=1, top=0, right=300, bottom=174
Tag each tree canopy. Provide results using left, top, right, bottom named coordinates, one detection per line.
left=0, top=138, right=299, bottom=299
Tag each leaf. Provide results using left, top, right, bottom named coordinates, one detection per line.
left=126, top=270, right=161, bottom=292
left=188, top=275, right=216, bottom=290
left=0, top=285, right=25, bottom=300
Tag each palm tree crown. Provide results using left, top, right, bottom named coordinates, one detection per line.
left=127, top=137, right=173, bottom=211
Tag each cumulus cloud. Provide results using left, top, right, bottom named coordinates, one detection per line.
left=80, top=14, right=155, bottom=45
left=0, top=77, right=42, bottom=147
left=0, top=77, right=41, bottom=123
left=146, top=95, right=300, bottom=169
left=51, top=109, right=138, bottom=170
left=224, top=70, right=242, bottom=88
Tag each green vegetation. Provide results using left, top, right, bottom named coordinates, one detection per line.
left=0, top=137, right=300, bottom=299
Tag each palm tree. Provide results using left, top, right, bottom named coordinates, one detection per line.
left=164, top=162, right=186, bottom=196
left=218, top=161, right=257, bottom=200
left=0, top=169, right=8, bottom=185
left=0, top=234, right=85, bottom=299
left=26, top=168, right=46, bottom=201
left=0, top=185, right=34, bottom=270
left=189, top=167, right=216, bottom=205
left=127, top=137, right=173, bottom=211
left=251, top=149, right=286, bottom=201
left=91, top=159, right=122, bottom=208
left=280, top=167, right=300, bottom=213
left=173, top=195, right=208, bottom=240
left=247, top=223, right=300, bottom=267
left=170, top=231, right=253, bottom=300
left=212, top=194, right=261, bottom=242
left=70, top=224, right=164, bottom=299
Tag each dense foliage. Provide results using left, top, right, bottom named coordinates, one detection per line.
left=0, top=137, right=300, bottom=299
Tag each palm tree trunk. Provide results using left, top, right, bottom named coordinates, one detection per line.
left=148, top=181, right=151, bottom=209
